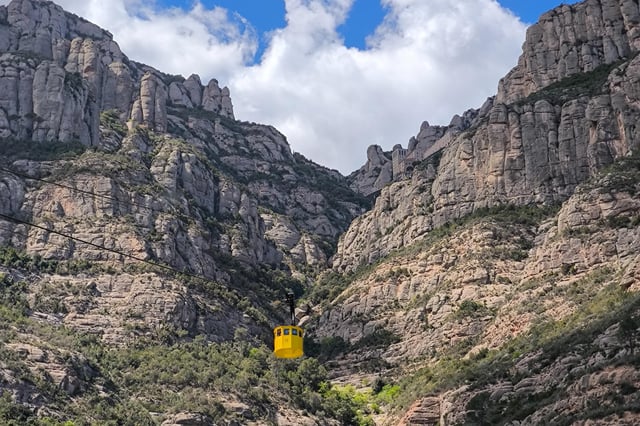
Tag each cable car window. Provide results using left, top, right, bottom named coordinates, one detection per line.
left=277, top=329, right=281, bottom=336
left=292, top=329, right=298, bottom=336
left=284, top=329, right=290, bottom=335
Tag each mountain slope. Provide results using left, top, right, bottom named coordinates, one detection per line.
left=1, top=0, right=640, bottom=425
left=315, top=0, right=640, bottom=423
left=0, top=0, right=369, bottom=424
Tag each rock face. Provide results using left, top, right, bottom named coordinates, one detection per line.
left=337, top=3, right=640, bottom=272
left=318, top=0, right=640, bottom=424
left=349, top=0, right=640, bottom=214
left=0, top=0, right=364, bottom=275
left=401, top=349, right=640, bottom=426
left=0, top=2, right=372, bottom=426
left=0, top=2, right=368, bottom=422
left=348, top=145, right=393, bottom=196
left=399, top=398, right=440, bottom=426
left=317, top=160, right=640, bottom=425
left=202, top=79, right=234, bottom=117
left=132, top=72, right=168, bottom=132
left=348, top=100, right=493, bottom=197
left=0, top=112, right=364, bottom=343
left=2, top=0, right=640, bottom=425
left=0, top=0, right=235, bottom=148
left=497, top=0, right=640, bottom=104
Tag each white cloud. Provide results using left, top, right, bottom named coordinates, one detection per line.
left=232, top=0, right=527, bottom=173
left=0, top=0, right=258, bottom=82
left=0, top=0, right=527, bottom=174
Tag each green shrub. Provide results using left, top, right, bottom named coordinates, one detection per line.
left=318, top=384, right=375, bottom=426
left=0, top=138, right=86, bottom=161
left=517, top=56, right=635, bottom=106
left=376, top=384, right=400, bottom=404
left=305, top=335, right=350, bottom=361
left=391, top=286, right=640, bottom=415
left=454, top=300, right=493, bottom=319
left=0, top=274, right=28, bottom=315
left=99, top=109, right=127, bottom=136
left=0, top=391, right=32, bottom=425
left=64, top=71, right=84, bottom=92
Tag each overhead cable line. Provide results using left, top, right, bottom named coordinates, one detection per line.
left=0, top=165, right=202, bottom=223
left=0, top=212, right=274, bottom=321
left=0, top=211, right=206, bottom=281
left=0, top=165, right=157, bottom=212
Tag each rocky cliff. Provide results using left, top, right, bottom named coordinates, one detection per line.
left=497, top=0, right=640, bottom=104
left=0, top=0, right=367, bottom=271
left=1, top=0, right=640, bottom=425
left=348, top=100, right=492, bottom=197
left=317, top=0, right=640, bottom=424
left=0, top=0, right=234, bottom=146
left=349, top=0, right=640, bottom=200
left=338, top=0, right=640, bottom=273
left=315, top=164, right=640, bottom=423
left=0, top=0, right=368, bottom=424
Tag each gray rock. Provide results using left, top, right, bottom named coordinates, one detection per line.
left=348, top=145, right=393, bottom=196
left=497, top=0, right=638, bottom=104
left=168, top=81, right=194, bottom=108
left=161, top=412, right=212, bottom=425
left=202, top=78, right=234, bottom=118
left=135, top=72, right=168, bottom=132
left=183, top=74, right=203, bottom=107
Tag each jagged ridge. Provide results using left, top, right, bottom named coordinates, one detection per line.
left=320, top=0, right=640, bottom=424
left=0, top=0, right=370, bottom=423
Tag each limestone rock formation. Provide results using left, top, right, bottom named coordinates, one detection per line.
left=497, top=0, right=640, bottom=104
left=348, top=0, right=640, bottom=200
left=334, top=159, right=438, bottom=271
left=131, top=72, right=168, bottom=132
left=316, top=162, right=640, bottom=424
left=348, top=100, right=492, bottom=197
left=0, top=171, right=24, bottom=214
left=399, top=398, right=440, bottom=426
left=0, top=0, right=362, bottom=275
left=0, top=0, right=236, bottom=145
left=319, top=1, right=640, bottom=424
left=202, top=78, right=234, bottom=119
left=183, top=74, right=203, bottom=106
left=161, top=412, right=212, bottom=426
left=348, top=145, right=393, bottom=196
left=0, top=1, right=368, bottom=422
left=338, top=10, right=640, bottom=272
left=2, top=0, right=640, bottom=425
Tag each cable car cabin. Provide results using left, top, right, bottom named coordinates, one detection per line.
left=273, top=325, right=304, bottom=359
left=274, top=292, right=304, bottom=359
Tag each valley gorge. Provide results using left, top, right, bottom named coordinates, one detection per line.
left=1, top=0, right=640, bottom=425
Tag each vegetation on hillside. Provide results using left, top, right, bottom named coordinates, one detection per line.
left=302, top=191, right=640, bottom=423
left=1, top=32, right=640, bottom=424
left=0, top=266, right=379, bottom=425
left=0, top=138, right=86, bottom=163
left=516, top=54, right=638, bottom=106
left=381, top=280, right=640, bottom=421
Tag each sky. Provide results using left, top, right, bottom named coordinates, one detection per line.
left=0, top=0, right=580, bottom=174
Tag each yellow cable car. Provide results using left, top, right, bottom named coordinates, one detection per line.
left=273, top=292, right=304, bottom=359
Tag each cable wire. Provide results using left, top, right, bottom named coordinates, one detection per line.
left=0, top=211, right=210, bottom=281
left=0, top=165, right=204, bottom=223
left=0, top=165, right=157, bottom=212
